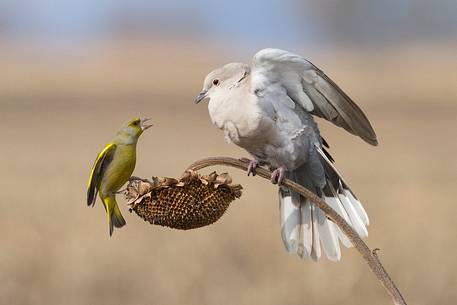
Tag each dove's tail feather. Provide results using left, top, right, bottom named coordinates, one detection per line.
left=278, top=146, right=369, bottom=262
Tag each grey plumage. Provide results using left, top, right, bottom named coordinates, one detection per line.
left=196, top=48, right=376, bottom=261
left=253, top=49, right=378, bottom=146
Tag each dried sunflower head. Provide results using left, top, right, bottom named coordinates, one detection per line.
left=124, top=170, right=242, bottom=230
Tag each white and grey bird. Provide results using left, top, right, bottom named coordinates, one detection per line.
left=195, top=48, right=377, bottom=262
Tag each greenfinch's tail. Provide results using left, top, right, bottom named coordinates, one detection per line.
left=102, top=196, right=126, bottom=236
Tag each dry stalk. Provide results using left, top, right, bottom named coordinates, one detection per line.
left=187, top=156, right=407, bottom=305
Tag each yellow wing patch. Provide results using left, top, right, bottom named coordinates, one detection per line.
left=87, top=143, right=116, bottom=206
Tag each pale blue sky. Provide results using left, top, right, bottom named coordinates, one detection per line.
left=0, top=0, right=455, bottom=50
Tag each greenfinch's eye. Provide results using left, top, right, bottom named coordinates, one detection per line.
left=212, top=79, right=220, bottom=86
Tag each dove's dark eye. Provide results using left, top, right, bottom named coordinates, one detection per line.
left=212, top=79, right=220, bottom=86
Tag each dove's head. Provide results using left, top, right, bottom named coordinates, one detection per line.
left=195, top=63, right=250, bottom=104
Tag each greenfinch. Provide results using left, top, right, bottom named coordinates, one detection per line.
left=87, top=117, right=153, bottom=236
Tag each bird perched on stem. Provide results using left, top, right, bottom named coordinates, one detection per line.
left=87, top=117, right=153, bottom=236
left=196, top=48, right=377, bottom=261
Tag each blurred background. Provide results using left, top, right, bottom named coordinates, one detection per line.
left=1, top=1, right=456, bottom=304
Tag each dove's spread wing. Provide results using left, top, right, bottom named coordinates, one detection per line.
left=87, top=143, right=116, bottom=206
left=251, top=48, right=378, bottom=146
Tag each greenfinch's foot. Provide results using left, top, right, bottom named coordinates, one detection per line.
left=129, top=176, right=150, bottom=183
left=115, top=188, right=127, bottom=194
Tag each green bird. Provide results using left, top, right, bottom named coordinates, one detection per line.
left=87, top=117, right=153, bottom=236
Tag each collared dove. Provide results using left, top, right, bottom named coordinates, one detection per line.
left=195, top=48, right=377, bottom=261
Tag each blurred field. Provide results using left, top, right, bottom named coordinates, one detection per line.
left=1, top=41, right=456, bottom=305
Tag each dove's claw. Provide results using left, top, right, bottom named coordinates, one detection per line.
left=247, top=160, right=259, bottom=176
left=270, top=166, right=287, bottom=185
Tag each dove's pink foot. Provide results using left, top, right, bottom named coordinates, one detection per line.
left=247, top=159, right=260, bottom=176
left=270, top=166, right=287, bottom=184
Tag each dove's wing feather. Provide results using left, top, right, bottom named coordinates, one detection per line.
left=251, top=48, right=378, bottom=146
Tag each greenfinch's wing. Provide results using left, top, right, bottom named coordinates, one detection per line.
left=87, top=143, right=116, bottom=206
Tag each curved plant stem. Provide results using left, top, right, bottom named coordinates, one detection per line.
left=187, top=156, right=407, bottom=305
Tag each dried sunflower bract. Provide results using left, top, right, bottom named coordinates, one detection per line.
left=124, top=170, right=242, bottom=230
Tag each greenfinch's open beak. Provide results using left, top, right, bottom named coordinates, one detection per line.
left=195, top=90, right=208, bottom=104
left=140, top=117, right=153, bottom=131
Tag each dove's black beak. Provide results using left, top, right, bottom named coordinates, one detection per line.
left=195, top=91, right=208, bottom=104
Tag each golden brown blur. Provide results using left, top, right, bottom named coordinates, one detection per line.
left=1, top=2, right=456, bottom=305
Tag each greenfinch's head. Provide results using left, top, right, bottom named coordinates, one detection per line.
left=117, top=117, right=153, bottom=141
left=128, top=117, right=153, bottom=133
